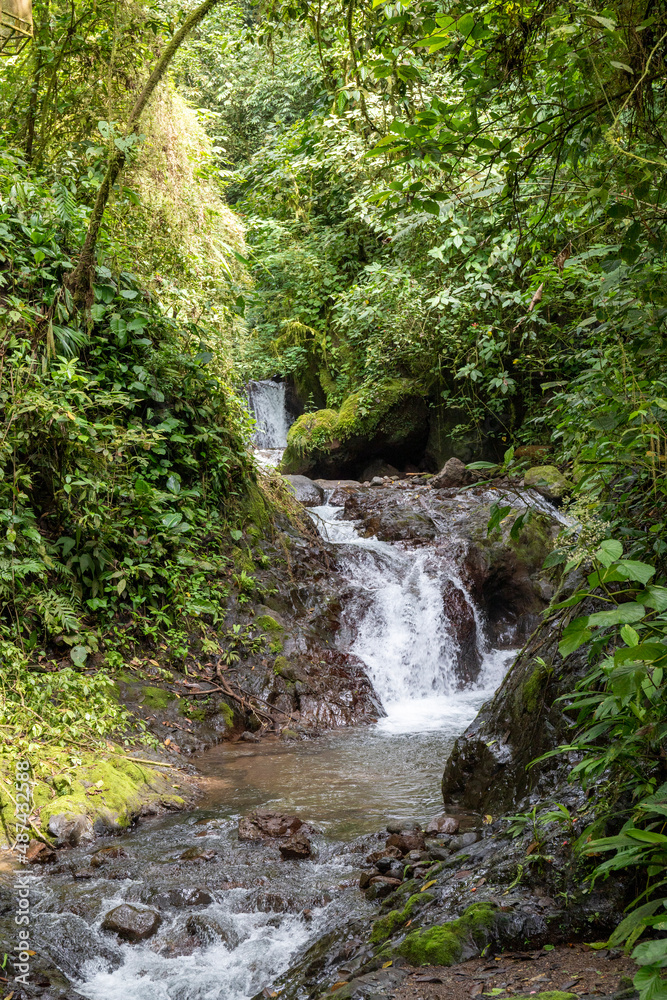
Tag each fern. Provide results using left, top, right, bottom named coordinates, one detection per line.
left=52, top=181, right=76, bottom=226
left=31, top=591, right=81, bottom=635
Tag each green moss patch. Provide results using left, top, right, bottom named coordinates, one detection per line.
left=370, top=892, right=434, bottom=943
left=256, top=614, right=284, bottom=635
left=217, top=701, right=235, bottom=729
left=0, top=750, right=191, bottom=845
left=394, top=902, right=497, bottom=966
left=141, top=685, right=175, bottom=710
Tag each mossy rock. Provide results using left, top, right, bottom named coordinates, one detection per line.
left=518, top=994, right=577, bottom=1000
left=281, top=379, right=429, bottom=478
left=393, top=902, right=497, bottom=966
left=273, top=655, right=298, bottom=680
left=370, top=892, right=434, bottom=943
left=141, top=685, right=175, bottom=710
left=524, top=465, right=571, bottom=501
left=217, top=701, right=234, bottom=729
left=256, top=614, right=284, bottom=635
left=2, top=753, right=189, bottom=843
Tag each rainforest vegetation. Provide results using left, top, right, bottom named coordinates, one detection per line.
left=1, top=0, right=667, bottom=991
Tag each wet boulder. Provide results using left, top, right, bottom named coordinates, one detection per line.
left=279, top=831, right=312, bottom=860
left=386, top=830, right=426, bottom=856
left=238, top=808, right=304, bottom=841
left=102, top=904, right=162, bottom=942
left=47, top=812, right=94, bottom=847
left=431, top=456, right=468, bottom=489
left=283, top=474, right=324, bottom=507
left=425, top=814, right=460, bottom=836
left=25, top=840, right=57, bottom=864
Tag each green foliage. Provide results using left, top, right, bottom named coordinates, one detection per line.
left=534, top=539, right=667, bottom=1000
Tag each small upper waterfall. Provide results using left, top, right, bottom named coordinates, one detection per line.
left=247, top=380, right=290, bottom=468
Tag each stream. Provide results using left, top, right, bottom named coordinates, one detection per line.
left=7, top=380, right=531, bottom=1000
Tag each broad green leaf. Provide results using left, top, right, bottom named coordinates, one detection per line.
left=587, top=603, right=646, bottom=627
left=638, top=587, right=667, bottom=612
left=620, top=624, right=640, bottom=647
left=70, top=645, right=88, bottom=667
left=616, top=560, right=656, bottom=585
left=596, top=539, right=623, bottom=565
left=615, top=643, right=667, bottom=666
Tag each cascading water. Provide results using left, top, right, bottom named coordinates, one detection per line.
left=13, top=485, right=521, bottom=1000
left=308, top=499, right=514, bottom=732
left=247, top=379, right=290, bottom=468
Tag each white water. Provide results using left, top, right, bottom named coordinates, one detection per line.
left=247, top=379, right=290, bottom=468
left=308, top=501, right=514, bottom=734
left=34, top=387, right=521, bottom=1000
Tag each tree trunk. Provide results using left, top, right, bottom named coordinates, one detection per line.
left=68, top=0, right=223, bottom=309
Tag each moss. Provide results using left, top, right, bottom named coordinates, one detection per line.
left=232, top=546, right=256, bottom=574
left=287, top=409, right=339, bottom=453
left=0, top=752, right=188, bottom=843
left=256, top=614, right=284, bottom=635
left=527, top=993, right=577, bottom=1000
left=370, top=892, right=434, bottom=943
left=524, top=465, right=571, bottom=499
left=217, top=701, right=234, bottom=728
left=180, top=703, right=206, bottom=721
left=520, top=662, right=550, bottom=715
left=273, top=655, right=295, bottom=679
left=141, top=685, right=175, bottom=710
left=395, top=902, right=497, bottom=966
left=509, top=513, right=553, bottom=569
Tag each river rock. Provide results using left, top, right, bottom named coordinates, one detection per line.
left=374, top=856, right=397, bottom=875
left=90, top=846, right=128, bottom=868
left=47, top=812, right=94, bottom=847
left=238, top=808, right=304, bottom=840
left=425, top=814, right=460, bottom=836
left=279, top=831, right=312, bottom=859
left=366, top=875, right=402, bottom=900
left=386, top=819, right=422, bottom=834
left=102, top=904, right=162, bottom=942
left=523, top=464, right=571, bottom=501
left=25, top=840, right=57, bottom=864
left=283, top=474, right=324, bottom=507
left=386, top=831, right=426, bottom=855
left=186, top=914, right=238, bottom=948
left=179, top=847, right=217, bottom=861
left=165, top=887, right=214, bottom=908
left=431, top=456, right=468, bottom=489
left=367, top=845, right=402, bottom=865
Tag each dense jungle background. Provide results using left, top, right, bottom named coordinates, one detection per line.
left=1, top=0, right=667, bottom=994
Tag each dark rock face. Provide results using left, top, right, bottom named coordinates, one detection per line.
left=441, top=591, right=601, bottom=814
left=102, top=904, right=162, bottom=942
left=238, top=809, right=305, bottom=841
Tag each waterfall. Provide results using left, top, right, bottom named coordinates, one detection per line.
left=309, top=500, right=513, bottom=731
left=248, top=380, right=289, bottom=451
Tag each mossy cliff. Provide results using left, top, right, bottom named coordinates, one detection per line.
left=281, top=379, right=429, bottom=478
